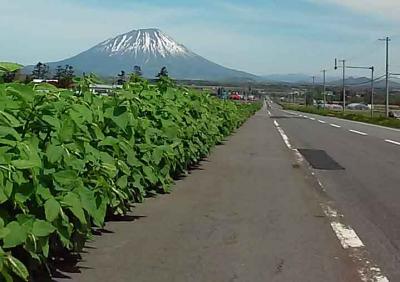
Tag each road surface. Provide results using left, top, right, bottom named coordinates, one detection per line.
left=57, top=107, right=361, bottom=282
left=269, top=104, right=400, bottom=281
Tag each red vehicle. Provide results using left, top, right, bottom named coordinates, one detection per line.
left=229, top=93, right=241, bottom=100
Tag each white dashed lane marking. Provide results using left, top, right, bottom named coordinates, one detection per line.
left=385, top=139, right=400, bottom=146
left=330, top=124, right=341, bottom=128
left=318, top=120, right=327, bottom=124
left=349, top=130, right=368, bottom=136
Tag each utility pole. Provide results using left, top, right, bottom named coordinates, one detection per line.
left=342, top=60, right=346, bottom=112
left=344, top=65, right=375, bottom=117
left=335, top=59, right=346, bottom=112
left=370, top=66, right=375, bottom=118
left=322, top=70, right=327, bottom=105
left=379, top=36, right=391, bottom=117
left=310, top=76, right=316, bottom=106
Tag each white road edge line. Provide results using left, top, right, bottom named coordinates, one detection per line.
left=320, top=203, right=389, bottom=282
left=318, top=120, right=327, bottom=124
left=267, top=110, right=271, bottom=116
left=385, top=139, right=400, bottom=146
left=330, top=124, right=341, bottom=128
left=273, top=120, right=304, bottom=163
left=330, top=222, right=364, bottom=249
left=349, top=129, right=368, bottom=136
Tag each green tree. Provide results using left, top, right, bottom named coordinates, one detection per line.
left=32, top=62, right=49, bottom=79
left=117, top=70, right=126, bottom=85
left=133, top=65, right=142, bottom=77
left=156, top=66, right=168, bottom=78
left=53, top=65, right=75, bottom=88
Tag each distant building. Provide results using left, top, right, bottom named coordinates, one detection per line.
left=89, top=84, right=123, bottom=95
left=32, top=79, right=58, bottom=84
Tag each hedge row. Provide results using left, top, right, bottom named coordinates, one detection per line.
left=0, top=77, right=261, bottom=281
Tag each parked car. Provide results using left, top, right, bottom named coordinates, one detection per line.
left=229, top=94, right=241, bottom=100
left=389, top=110, right=400, bottom=119
left=347, top=103, right=369, bottom=110
left=325, top=104, right=343, bottom=111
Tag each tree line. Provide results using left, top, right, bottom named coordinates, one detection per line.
left=26, top=63, right=169, bottom=88
left=1, top=62, right=170, bottom=89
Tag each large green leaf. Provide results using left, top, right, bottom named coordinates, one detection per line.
left=0, top=111, right=21, bottom=127
left=32, top=220, right=56, bottom=237
left=0, top=126, right=21, bottom=141
left=46, top=144, right=64, bottom=163
left=0, top=62, right=23, bottom=73
left=53, top=170, right=78, bottom=186
left=62, top=193, right=87, bottom=224
left=11, top=159, right=41, bottom=170
left=44, top=198, right=61, bottom=222
left=7, top=255, right=29, bottom=281
left=3, top=222, right=27, bottom=248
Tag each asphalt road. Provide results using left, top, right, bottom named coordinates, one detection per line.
left=57, top=108, right=360, bottom=282
left=269, top=105, right=400, bottom=281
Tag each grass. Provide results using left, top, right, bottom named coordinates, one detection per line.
left=281, top=103, right=400, bottom=129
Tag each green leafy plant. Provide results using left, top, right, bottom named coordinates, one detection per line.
left=0, top=76, right=260, bottom=280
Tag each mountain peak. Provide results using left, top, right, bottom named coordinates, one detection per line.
left=38, top=28, right=258, bottom=81
left=96, top=28, right=190, bottom=58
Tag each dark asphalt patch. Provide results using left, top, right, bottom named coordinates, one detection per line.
left=298, top=149, right=344, bottom=170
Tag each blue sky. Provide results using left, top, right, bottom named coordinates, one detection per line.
left=1, top=0, right=400, bottom=77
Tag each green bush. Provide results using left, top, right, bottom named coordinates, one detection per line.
left=0, top=79, right=260, bottom=280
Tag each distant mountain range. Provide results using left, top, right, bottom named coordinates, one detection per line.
left=262, top=74, right=315, bottom=83
left=21, top=28, right=400, bottom=87
left=327, top=76, right=400, bottom=89
left=25, top=28, right=258, bottom=81
left=261, top=74, right=400, bottom=89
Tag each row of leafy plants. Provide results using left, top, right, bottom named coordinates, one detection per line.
left=281, top=103, right=400, bottom=129
left=0, top=69, right=261, bottom=281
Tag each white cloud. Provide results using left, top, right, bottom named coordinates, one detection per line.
left=310, top=0, right=400, bottom=21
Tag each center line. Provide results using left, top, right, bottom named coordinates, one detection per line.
left=385, top=139, right=400, bottom=146
left=330, top=124, right=341, bottom=128
left=318, top=120, right=326, bottom=124
left=349, top=129, right=367, bottom=136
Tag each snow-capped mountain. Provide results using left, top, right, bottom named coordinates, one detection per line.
left=35, top=28, right=258, bottom=81
left=98, top=29, right=191, bottom=58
